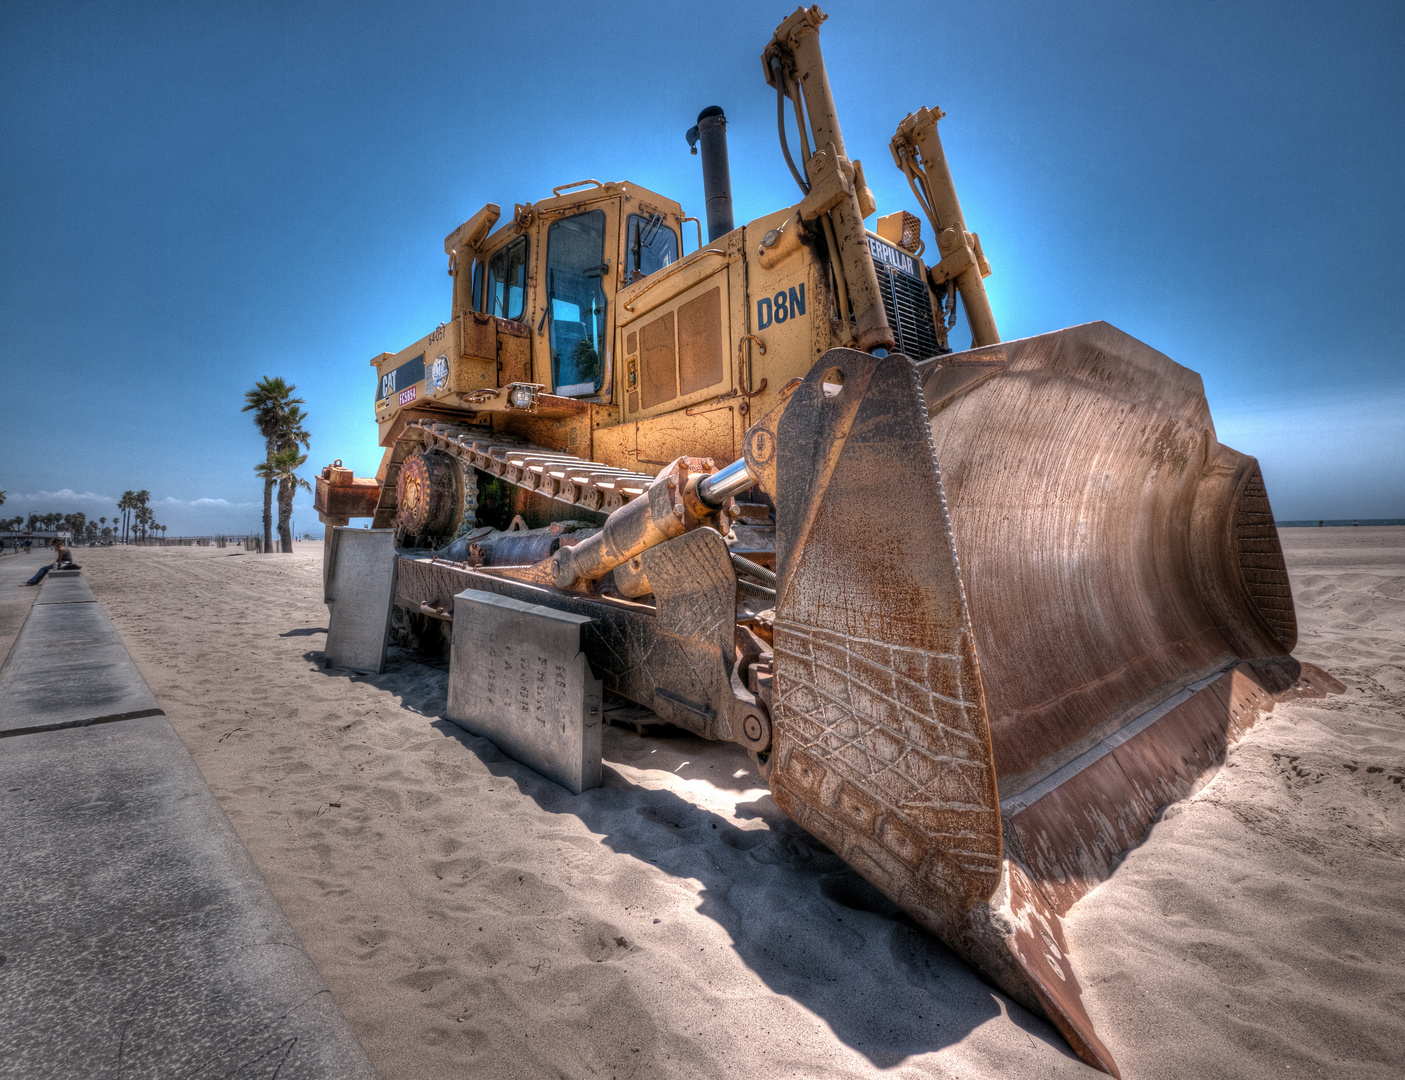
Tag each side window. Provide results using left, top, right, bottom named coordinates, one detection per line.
left=471, top=259, right=484, bottom=314
left=546, top=210, right=608, bottom=397
left=486, top=236, right=528, bottom=320
left=625, top=214, right=678, bottom=284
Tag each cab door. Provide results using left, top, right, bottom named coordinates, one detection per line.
left=541, top=204, right=619, bottom=399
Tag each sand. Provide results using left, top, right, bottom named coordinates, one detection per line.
left=63, top=528, right=1403, bottom=1079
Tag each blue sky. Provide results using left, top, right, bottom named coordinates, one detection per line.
left=2, top=0, right=1401, bottom=533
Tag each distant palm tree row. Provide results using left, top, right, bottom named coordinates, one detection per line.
left=0, top=507, right=162, bottom=544
left=243, top=376, right=311, bottom=554
left=0, top=511, right=101, bottom=537
left=0, top=480, right=175, bottom=547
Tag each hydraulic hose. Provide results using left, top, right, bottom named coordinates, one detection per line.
left=773, top=60, right=810, bottom=196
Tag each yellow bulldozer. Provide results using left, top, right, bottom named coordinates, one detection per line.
left=315, top=7, right=1339, bottom=1073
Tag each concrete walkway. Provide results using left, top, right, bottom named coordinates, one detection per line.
left=0, top=569, right=378, bottom=1078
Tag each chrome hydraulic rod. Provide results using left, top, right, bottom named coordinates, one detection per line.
left=697, top=457, right=756, bottom=508
left=549, top=456, right=757, bottom=589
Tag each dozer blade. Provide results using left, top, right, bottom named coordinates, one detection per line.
left=768, top=348, right=1119, bottom=1074
left=765, top=331, right=1332, bottom=1075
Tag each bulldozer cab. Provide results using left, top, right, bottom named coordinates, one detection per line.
left=362, top=6, right=1005, bottom=482
left=371, top=182, right=693, bottom=439
left=458, top=182, right=690, bottom=400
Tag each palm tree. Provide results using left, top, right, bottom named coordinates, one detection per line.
left=274, top=404, right=311, bottom=553
left=118, top=491, right=135, bottom=543
left=132, top=491, right=152, bottom=541
left=243, top=377, right=304, bottom=554
left=255, top=447, right=312, bottom=553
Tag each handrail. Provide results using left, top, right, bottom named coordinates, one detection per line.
left=623, top=249, right=726, bottom=311
left=681, top=215, right=703, bottom=251
left=552, top=179, right=604, bottom=197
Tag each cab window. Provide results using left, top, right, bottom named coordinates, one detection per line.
left=470, top=259, right=484, bottom=313
left=546, top=210, right=608, bottom=397
left=486, top=236, right=528, bottom=320
left=625, top=213, right=678, bottom=284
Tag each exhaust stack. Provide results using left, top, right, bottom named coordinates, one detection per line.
left=687, top=106, right=735, bottom=242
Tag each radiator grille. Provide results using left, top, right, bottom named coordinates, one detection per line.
left=875, top=263, right=943, bottom=360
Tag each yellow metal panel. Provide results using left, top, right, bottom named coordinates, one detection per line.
left=588, top=405, right=737, bottom=476
left=678, top=287, right=724, bottom=396
left=740, top=214, right=837, bottom=425
left=497, top=328, right=532, bottom=386
left=616, top=266, right=733, bottom=423
left=492, top=410, right=592, bottom=456
left=373, top=328, right=443, bottom=425
left=590, top=420, right=635, bottom=472
left=639, top=310, right=677, bottom=409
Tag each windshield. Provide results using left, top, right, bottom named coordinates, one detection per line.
left=625, top=213, right=678, bottom=284
left=546, top=210, right=608, bottom=397
left=485, top=236, right=528, bottom=320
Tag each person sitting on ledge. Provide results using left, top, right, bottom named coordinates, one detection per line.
left=22, top=538, right=75, bottom=586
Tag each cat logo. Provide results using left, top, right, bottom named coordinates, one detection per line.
left=375, top=353, right=426, bottom=406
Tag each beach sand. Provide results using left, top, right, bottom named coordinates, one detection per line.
left=69, top=528, right=1403, bottom=1079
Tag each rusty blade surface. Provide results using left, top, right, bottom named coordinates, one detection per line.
left=1000, top=858, right=1120, bottom=1075
left=999, top=664, right=1275, bottom=915
left=919, top=322, right=1314, bottom=919
left=765, top=348, right=1117, bottom=1074
left=924, top=322, right=1297, bottom=798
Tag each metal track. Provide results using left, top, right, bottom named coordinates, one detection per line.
left=372, top=418, right=660, bottom=532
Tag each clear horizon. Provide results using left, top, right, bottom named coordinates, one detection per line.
left=2, top=0, right=1401, bottom=533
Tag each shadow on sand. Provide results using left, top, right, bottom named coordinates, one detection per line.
left=422, top=713, right=1080, bottom=1070
left=303, top=642, right=1080, bottom=1069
